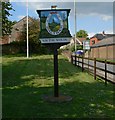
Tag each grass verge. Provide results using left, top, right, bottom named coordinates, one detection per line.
left=2, top=55, right=115, bottom=119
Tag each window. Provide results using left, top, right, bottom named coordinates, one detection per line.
left=15, top=28, right=19, bottom=31
left=92, top=40, right=95, bottom=45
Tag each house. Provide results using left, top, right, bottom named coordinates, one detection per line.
left=10, top=16, right=33, bottom=43
left=0, top=35, right=9, bottom=45
left=0, top=16, right=33, bottom=44
left=89, top=36, right=115, bottom=60
left=90, top=31, right=115, bottom=46
left=70, top=36, right=86, bottom=46
left=60, top=37, right=86, bottom=49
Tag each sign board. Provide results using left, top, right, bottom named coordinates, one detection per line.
left=37, top=9, right=72, bottom=44
left=36, top=8, right=72, bottom=100
left=83, top=40, right=90, bottom=50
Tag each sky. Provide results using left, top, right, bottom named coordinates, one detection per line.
left=8, top=1, right=114, bottom=37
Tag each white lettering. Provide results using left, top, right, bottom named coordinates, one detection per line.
left=40, top=38, right=71, bottom=44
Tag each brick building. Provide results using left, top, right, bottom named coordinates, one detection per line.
left=10, top=16, right=33, bottom=43
left=0, top=35, right=9, bottom=45
left=89, top=36, right=115, bottom=60
left=90, top=31, right=115, bottom=46
left=0, top=16, right=33, bottom=44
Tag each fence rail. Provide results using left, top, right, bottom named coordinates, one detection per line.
left=71, top=55, right=115, bottom=85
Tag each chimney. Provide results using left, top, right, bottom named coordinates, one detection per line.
left=102, top=31, right=105, bottom=36
left=51, top=5, right=57, bottom=9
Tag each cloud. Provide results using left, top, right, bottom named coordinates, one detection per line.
left=77, top=2, right=113, bottom=15
left=27, top=2, right=74, bottom=19
left=17, top=15, right=26, bottom=20
left=88, top=32, right=95, bottom=38
left=27, top=2, right=113, bottom=21
left=9, top=1, right=113, bottom=35
left=100, top=14, right=112, bottom=21
left=90, top=13, right=112, bottom=21
left=28, top=2, right=74, bottom=10
left=104, top=30, right=113, bottom=34
left=76, top=2, right=113, bottom=21
left=12, top=2, right=113, bottom=22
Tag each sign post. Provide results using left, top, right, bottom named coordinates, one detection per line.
left=36, top=7, right=72, bottom=102
left=54, top=47, right=58, bottom=97
left=83, top=40, right=90, bottom=72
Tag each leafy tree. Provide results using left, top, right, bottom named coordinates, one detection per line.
left=28, top=18, right=40, bottom=43
left=18, top=17, right=41, bottom=53
left=2, top=2, right=14, bottom=36
left=17, top=17, right=40, bottom=43
left=76, top=30, right=88, bottom=38
left=18, top=23, right=27, bottom=41
left=12, top=20, right=17, bottom=25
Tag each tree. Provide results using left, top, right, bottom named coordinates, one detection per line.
left=76, top=30, right=88, bottom=38
left=18, top=23, right=27, bottom=41
left=18, top=17, right=41, bottom=53
left=2, top=2, right=14, bottom=36
left=17, top=17, right=40, bottom=42
left=28, top=18, right=40, bottom=43
left=12, top=20, right=17, bottom=25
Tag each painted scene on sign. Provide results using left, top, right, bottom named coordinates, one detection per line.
left=39, top=10, right=71, bottom=38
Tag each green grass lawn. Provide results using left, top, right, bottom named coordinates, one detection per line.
left=2, top=55, right=115, bottom=119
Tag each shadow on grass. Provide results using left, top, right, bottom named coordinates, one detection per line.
left=2, top=81, right=114, bottom=119
left=2, top=56, right=81, bottom=88
left=2, top=56, right=114, bottom=119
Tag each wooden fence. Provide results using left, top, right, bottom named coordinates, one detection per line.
left=71, top=55, right=115, bottom=85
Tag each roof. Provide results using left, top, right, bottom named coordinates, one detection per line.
left=71, top=37, right=86, bottom=44
left=15, top=16, right=33, bottom=24
left=90, top=33, right=115, bottom=40
left=91, top=36, right=115, bottom=48
left=78, top=37, right=86, bottom=42
left=12, top=16, right=34, bottom=28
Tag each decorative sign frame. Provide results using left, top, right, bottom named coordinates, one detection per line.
left=37, top=9, right=72, bottom=44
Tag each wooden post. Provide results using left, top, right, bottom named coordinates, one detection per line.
left=105, top=60, right=107, bottom=85
left=88, top=51, right=89, bottom=73
left=94, top=58, right=96, bottom=80
left=54, top=48, right=59, bottom=97
left=75, top=55, right=76, bottom=66
left=71, top=55, right=73, bottom=64
left=82, top=56, right=84, bottom=72
left=78, top=57, right=79, bottom=67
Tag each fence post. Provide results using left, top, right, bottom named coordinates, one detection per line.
left=88, top=58, right=89, bottom=73
left=78, top=57, right=79, bottom=67
left=75, top=55, right=76, bottom=66
left=71, top=55, right=73, bottom=64
left=94, top=58, right=96, bottom=80
left=88, top=51, right=89, bottom=73
left=105, top=60, right=107, bottom=85
left=82, top=56, right=84, bottom=72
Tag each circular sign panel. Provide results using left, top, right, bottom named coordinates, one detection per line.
left=46, top=12, right=63, bottom=35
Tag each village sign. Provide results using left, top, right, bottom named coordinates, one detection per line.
left=36, top=6, right=72, bottom=102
